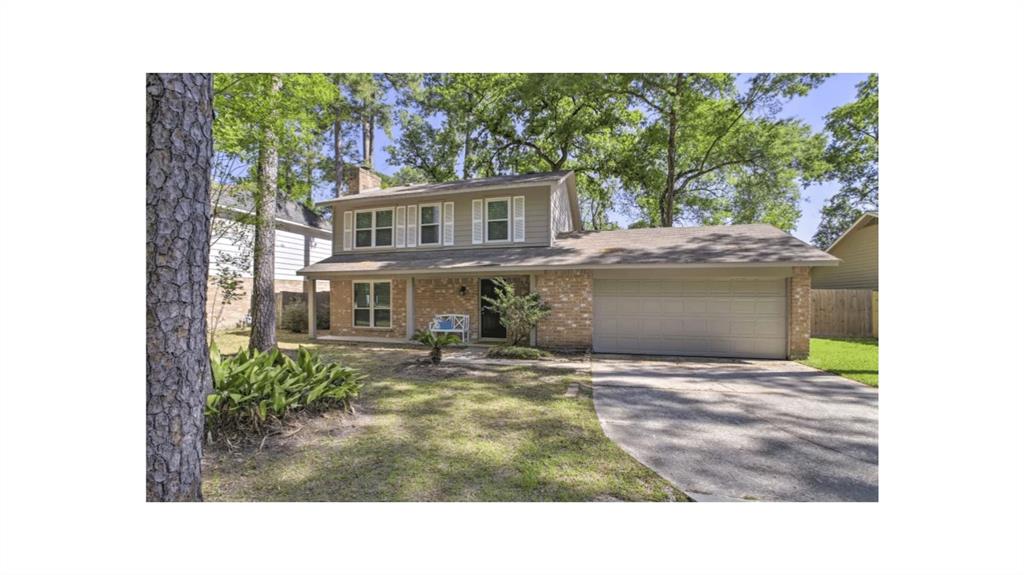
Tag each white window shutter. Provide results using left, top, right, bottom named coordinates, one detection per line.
left=406, top=205, right=417, bottom=247
left=342, top=210, right=353, bottom=251
left=471, top=199, right=483, bottom=244
left=395, top=206, right=406, bottom=248
left=443, top=202, right=455, bottom=246
left=513, top=196, right=526, bottom=242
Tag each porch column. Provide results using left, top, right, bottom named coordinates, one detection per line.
left=305, top=277, right=317, bottom=340
left=406, top=277, right=415, bottom=340
left=529, top=273, right=537, bottom=346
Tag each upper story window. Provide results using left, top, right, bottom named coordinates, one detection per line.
left=419, top=203, right=441, bottom=245
left=485, top=197, right=510, bottom=242
left=355, top=209, right=393, bottom=248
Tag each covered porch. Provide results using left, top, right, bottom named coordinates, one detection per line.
left=300, top=272, right=535, bottom=346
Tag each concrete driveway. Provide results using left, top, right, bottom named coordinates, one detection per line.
left=591, top=356, right=878, bottom=502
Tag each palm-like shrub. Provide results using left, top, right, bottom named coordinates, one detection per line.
left=206, top=344, right=361, bottom=437
left=412, top=330, right=463, bottom=365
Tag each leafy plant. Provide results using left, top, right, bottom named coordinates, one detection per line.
left=480, top=278, right=551, bottom=346
left=412, top=330, right=463, bottom=365
left=486, top=345, right=551, bottom=360
left=205, top=344, right=361, bottom=438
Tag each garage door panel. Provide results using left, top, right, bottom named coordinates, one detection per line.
left=592, top=278, right=788, bottom=359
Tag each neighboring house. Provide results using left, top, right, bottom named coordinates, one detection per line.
left=207, top=193, right=332, bottom=330
left=298, top=167, right=838, bottom=359
left=811, top=212, right=879, bottom=289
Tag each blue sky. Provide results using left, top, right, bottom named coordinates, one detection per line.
left=364, top=73, right=871, bottom=243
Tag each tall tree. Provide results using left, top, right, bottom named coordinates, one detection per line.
left=214, top=73, right=334, bottom=351
left=249, top=74, right=281, bottom=351
left=613, top=73, right=829, bottom=229
left=146, top=73, right=214, bottom=501
left=387, top=73, right=635, bottom=228
left=812, top=74, right=878, bottom=248
left=342, top=74, right=418, bottom=170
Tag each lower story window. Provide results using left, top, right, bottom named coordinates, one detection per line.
left=353, top=281, right=391, bottom=328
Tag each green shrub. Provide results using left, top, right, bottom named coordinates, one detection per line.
left=281, top=302, right=307, bottom=333
left=281, top=301, right=329, bottom=332
left=481, top=278, right=551, bottom=345
left=486, top=345, right=551, bottom=360
left=412, top=330, right=463, bottom=364
left=205, top=344, right=361, bottom=437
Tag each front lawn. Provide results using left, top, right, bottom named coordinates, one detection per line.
left=799, top=337, right=878, bottom=387
left=203, top=330, right=687, bottom=501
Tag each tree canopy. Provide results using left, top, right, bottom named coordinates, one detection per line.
left=811, top=74, right=879, bottom=247
left=209, top=73, right=872, bottom=238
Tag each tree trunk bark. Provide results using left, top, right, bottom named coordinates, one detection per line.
left=662, top=107, right=677, bottom=227
left=249, top=74, right=281, bottom=352
left=463, top=128, right=472, bottom=179
left=362, top=114, right=372, bottom=167
left=146, top=73, right=213, bottom=502
left=660, top=73, right=684, bottom=227
left=334, top=76, right=345, bottom=196
left=333, top=118, right=343, bottom=196
left=367, top=115, right=375, bottom=168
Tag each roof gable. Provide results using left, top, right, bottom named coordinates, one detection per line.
left=826, top=212, right=878, bottom=253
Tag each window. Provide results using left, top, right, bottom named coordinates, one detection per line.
left=419, top=203, right=441, bottom=245
left=353, top=281, right=391, bottom=327
left=485, top=198, right=509, bottom=242
left=354, top=209, right=393, bottom=248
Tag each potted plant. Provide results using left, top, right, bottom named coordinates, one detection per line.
left=413, top=330, right=463, bottom=365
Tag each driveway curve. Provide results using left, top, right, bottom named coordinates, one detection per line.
left=591, top=356, right=878, bottom=502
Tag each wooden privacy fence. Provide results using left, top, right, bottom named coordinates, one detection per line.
left=811, top=289, right=878, bottom=338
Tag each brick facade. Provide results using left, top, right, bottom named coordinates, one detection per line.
left=788, top=266, right=812, bottom=359
left=329, top=278, right=408, bottom=339
left=412, top=276, right=530, bottom=341
left=535, top=269, right=593, bottom=351
left=414, top=276, right=481, bottom=339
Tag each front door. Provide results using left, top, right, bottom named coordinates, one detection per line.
left=480, top=278, right=507, bottom=340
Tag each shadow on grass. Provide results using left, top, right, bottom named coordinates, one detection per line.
left=203, top=361, right=685, bottom=502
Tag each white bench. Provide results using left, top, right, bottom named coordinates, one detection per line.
left=429, top=314, right=470, bottom=342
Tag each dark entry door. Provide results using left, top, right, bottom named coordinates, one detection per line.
left=480, top=278, right=507, bottom=339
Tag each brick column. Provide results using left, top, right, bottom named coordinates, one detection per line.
left=535, top=269, right=593, bottom=351
left=788, top=266, right=811, bottom=359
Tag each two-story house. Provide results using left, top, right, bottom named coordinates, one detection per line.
left=298, top=167, right=838, bottom=359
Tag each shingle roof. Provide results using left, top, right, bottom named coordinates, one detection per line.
left=299, top=223, right=837, bottom=275
left=216, top=192, right=331, bottom=232
left=317, top=170, right=572, bottom=205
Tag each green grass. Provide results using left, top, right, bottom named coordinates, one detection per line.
left=799, top=337, right=878, bottom=387
left=203, top=329, right=687, bottom=502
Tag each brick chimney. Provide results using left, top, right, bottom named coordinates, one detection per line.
left=343, top=165, right=382, bottom=196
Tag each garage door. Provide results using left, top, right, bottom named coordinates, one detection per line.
left=593, top=277, right=787, bottom=358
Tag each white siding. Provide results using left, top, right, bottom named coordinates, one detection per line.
left=309, top=235, right=332, bottom=266
left=550, top=180, right=572, bottom=240
left=208, top=216, right=332, bottom=280
left=209, top=217, right=252, bottom=275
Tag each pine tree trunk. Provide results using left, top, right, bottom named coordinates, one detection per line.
left=146, top=73, right=213, bottom=502
left=367, top=115, right=375, bottom=167
left=362, top=114, right=372, bottom=167
left=334, top=118, right=343, bottom=195
left=249, top=75, right=281, bottom=352
left=334, top=76, right=345, bottom=196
